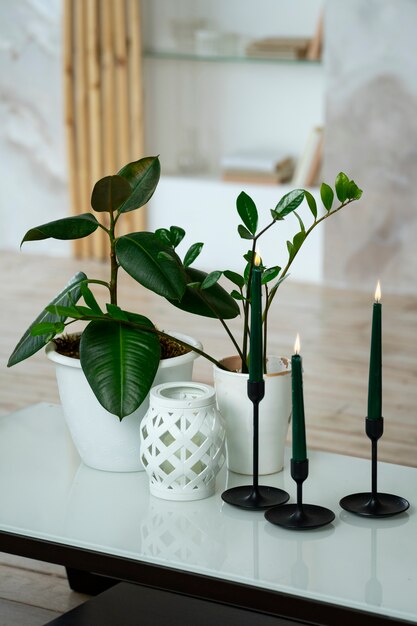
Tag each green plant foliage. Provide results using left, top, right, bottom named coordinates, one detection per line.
left=116, top=232, right=186, bottom=300
left=168, top=267, right=240, bottom=319
left=304, top=190, right=317, bottom=219
left=272, top=189, right=305, bottom=218
left=117, top=155, right=161, bottom=213
left=80, top=317, right=160, bottom=418
left=320, top=182, right=334, bottom=212
left=335, top=172, right=350, bottom=203
left=261, top=266, right=280, bottom=285
left=236, top=191, right=258, bottom=235
left=200, top=270, right=222, bottom=290
left=91, top=175, right=132, bottom=213
left=223, top=270, right=245, bottom=288
left=183, top=242, right=204, bottom=267
left=238, top=224, right=254, bottom=240
left=21, top=215, right=99, bottom=245
left=7, top=272, right=86, bottom=366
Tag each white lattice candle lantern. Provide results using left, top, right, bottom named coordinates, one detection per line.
left=140, top=382, right=226, bottom=501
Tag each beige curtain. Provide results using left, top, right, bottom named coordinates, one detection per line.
left=63, top=0, right=145, bottom=260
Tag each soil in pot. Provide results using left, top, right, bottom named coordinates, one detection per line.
left=54, top=333, right=190, bottom=360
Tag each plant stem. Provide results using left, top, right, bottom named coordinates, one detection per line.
left=109, top=211, right=118, bottom=306
left=241, top=239, right=257, bottom=372
left=265, top=200, right=353, bottom=314
left=86, top=279, right=112, bottom=294
left=197, top=290, right=245, bottom=363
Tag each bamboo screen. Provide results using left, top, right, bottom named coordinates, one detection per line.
left=63, top=0, right=145, bottom=260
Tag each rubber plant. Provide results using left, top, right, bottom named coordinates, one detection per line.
left=7, top=156, right=239, bottom=419
left=133, top=172, right=363, bottom=374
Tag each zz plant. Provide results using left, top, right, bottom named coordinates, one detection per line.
left=7, top=156, right=238, bottom=419
left=148, top=172, right=363, bottom=373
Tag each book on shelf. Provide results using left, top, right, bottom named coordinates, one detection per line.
left=291, top=127, right=323, bottom=187
left=245, top=37, right=310, bottom=60
left=221, top=151, right=295, bottom=185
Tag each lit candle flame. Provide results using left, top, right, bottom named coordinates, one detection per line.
left=375, top=281, right=381, bottom=303
left=294, top=333, right=301, bottom=355
left=254, top=251, right=262, bottom=267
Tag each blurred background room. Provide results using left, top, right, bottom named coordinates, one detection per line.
left=0, top=0, right=416, bottom=620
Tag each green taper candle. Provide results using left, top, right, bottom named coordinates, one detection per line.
left=368, top=281, right=382, bottom=420
left=248, top=254, right=263, bottom=383
left=292, top=334, right=307, bottom=461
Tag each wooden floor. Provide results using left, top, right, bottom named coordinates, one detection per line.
left=0, top=250, right=416, bottom=623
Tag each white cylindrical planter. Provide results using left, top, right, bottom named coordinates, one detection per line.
left=213, top=355, right=291, bottom=475
left=46, top=332, right=202, bottom=473
left=140, top=382, right=226, bottom=501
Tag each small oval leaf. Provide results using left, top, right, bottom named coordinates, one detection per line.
left=201, top=270, right=222, bottom=290
left=223, top=270, right=245, bottom=288
left=335, top=172, right=350, bottom=203
left=275, top=189, right=305, bottom=217
left=91, top=175, right=132, bottom=213
left=236, top=191, right=258, bottom=235
left=320, top=182, right=334, bottom=212
left=304, top=190, right=317, bottom=219
left=184, top=242, right=204, bottom=267
left=238, top=224, right=254, bottom=240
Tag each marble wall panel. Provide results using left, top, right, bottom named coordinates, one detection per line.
left=0, top=0, right=69, bottom=256
left=323, top=0, right=417, bottom=295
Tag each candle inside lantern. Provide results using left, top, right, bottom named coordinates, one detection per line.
left=292, top=334, right=307, bottom=462
left=248, top=252, right=263, bottom=383
left=367, top=281, right=382, bottom=420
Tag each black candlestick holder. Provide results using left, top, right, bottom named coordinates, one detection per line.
left=265, top=459, right=335, bottom=529
left=340, top=418, right=409, bottom=517
left=221, top=380, right=290, bottom=511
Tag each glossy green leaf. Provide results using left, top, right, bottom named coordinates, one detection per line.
left=30, top=322, right=65, bottom=337
left=236, top=191, right=258, bottom=235
left=7, top=272, right=86, bottom=367
left=117, top=156, right=161, bottom=213
left=201, top=270, right=222, bottom=290
left=106, top=304, right=129, bottom=321
left=80, top=283, right=102, bottom=314
left=21, top=214, right=99, bottom=246
left=80, top=317, right=160, bottom=418
left=335, top=172, right=350, bottom=203
left=304, top=190, right=317, bottom=219
left=184, top=242, right=204, bottom=267
left=270, top=209, right=284, bottom=221
left=347, top=180, right=363, bottom=200
left=275, top=189, right=305, bottom=217
left=223, top=270, right=245, bottom=288
left=91, top=175, right=132, bottom=213
left=320, top=182, right=334, bottom=212
left=116, top=232, right=186, bottom=300
left=291, top=231, right=307, bottom=259
left=293, top=211, right=306, bottom=233
left=261, top=266, right=280, bottom=285
left=238, top=224, right=254, bottom=240
left=286, top=240, right=293, bottom=256
left=168, top=267, right=239, bottom=319
left=231, top=290, right=244, bottom=301
left=169, top=225, right=185, bottom=248
left=46, top=304, right=83, bottom=318
left=155, top=228, right=172, bottom=246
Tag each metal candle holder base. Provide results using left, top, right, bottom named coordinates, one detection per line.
left=340, top=418, right=410, bottom=518
left=265, top=459, right=335, bottom=530
left=221, top=380, right=290, bottom=511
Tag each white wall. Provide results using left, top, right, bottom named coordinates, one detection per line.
left=148, top=176, right=324, bottom=283
left=0, top=0, right=70, bottom=256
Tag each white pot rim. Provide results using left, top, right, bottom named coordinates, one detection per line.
left=46, top=331, right=202, bottom=370
left=214, top=354, right=291, bottom=378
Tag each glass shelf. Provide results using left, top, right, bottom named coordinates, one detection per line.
left=143, top=49, right=322, bottom=66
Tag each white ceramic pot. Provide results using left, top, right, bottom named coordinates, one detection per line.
left=213, top=355, right=291, bottom=475
left=46, top=332, right=202, bottom=473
